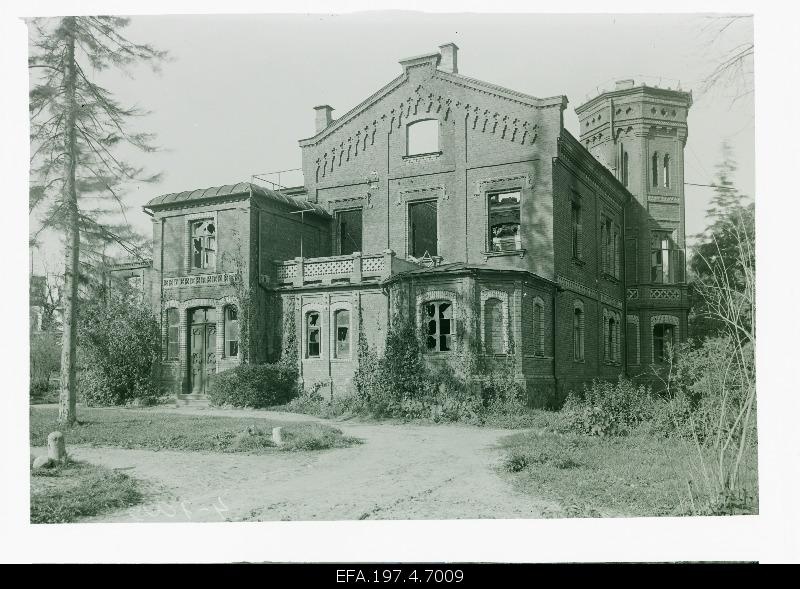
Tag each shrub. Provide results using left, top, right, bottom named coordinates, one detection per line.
left=30, top=331, right=60, bottom=399
left=79, top=295, right=163, bottom=406
left=208, top=363, right=297, bottom=408
left=558, top=377, right=654, bottom=436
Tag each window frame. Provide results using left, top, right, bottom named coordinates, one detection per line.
left=653, top=323, right=675, bottom=364
left=571, top=198, right=583, bottom=262
left=487, top=189, right=522, bottom=253
left=224, top=305, right=239, bottom=358
left=190, top=219, right=217, bottom=271
left=573, top=301, right=585, bottom=362
left=306, top=311, right=322, bottom=359
left=335, top=208, right=363, bottom=256
left=166, top=307, right=180, bottom=361
left=407, top=199, right=439, bottom=258
left=423, top=299, right=454, bottom=353
left=333, top=308, right=352, bottom=359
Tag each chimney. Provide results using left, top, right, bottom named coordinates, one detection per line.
left=438, top=43, right=459, bottom=74
left=615, top=79, right=635, bottom=90
left=314, top=105, right=334, bottom=133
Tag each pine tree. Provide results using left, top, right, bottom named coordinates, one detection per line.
left=29, top=16, right=166, bottom=424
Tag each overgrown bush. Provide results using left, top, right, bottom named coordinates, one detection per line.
left=208, top=363, right=297, bottom=408
left=557, top=377, right=655, bottom=437
left=79, top=295, right=163, bottom=406
left=30, top=331, right=61, bottom=399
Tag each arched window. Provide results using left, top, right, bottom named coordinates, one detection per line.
left=651, top=152, right=659, bottom=187
left=573, top=302, right=585, bottom=362
left=406, top=119, right=439, bottom=156
left=166, top=308, right=179, bottom=360
left=606, top=316, right=615, bottom=362
left=484, top=298, right=504, bottom=354
left=533, top=299, right=545, bottom=357
left=424, top=300, right=453, bottom=352
left=334, top=309, right=351, bottom=358
left=653, top=323, right=675, bottom=363
left=663, top=154, right=671, bottom=188
left=306, top=312, right=321, bottom=358
left=224, top=305, right=239, bottom=357
left=190, top=219, right=216, bottom=270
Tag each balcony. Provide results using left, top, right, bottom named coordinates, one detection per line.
left=272, top=250, right=420, bottom=288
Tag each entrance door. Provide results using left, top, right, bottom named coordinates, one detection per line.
left=189, top=307, right=217, bottom=395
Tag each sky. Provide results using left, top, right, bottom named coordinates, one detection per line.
left=28, top=12, right=754, bottom=274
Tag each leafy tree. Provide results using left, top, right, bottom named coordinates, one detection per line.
left=28, top=17, right=166, bottom=424
left=689, top=142, right=754, bottom=339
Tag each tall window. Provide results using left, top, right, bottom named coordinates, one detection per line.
left=651, top=232, right=673, bottom=283
left=533, top=300, right=545, bottom=357
left=406, top=119, right=439, bottom=156
left=571, top=201, right=582, bottom=259
left=626, top=319, right=639, bottom=365
left=224, top=305, right=239, bottom=357
left=605, top=314, right=619, bottom=363
left=408, top=200, right=438, bottom=257
left=663, top=154, right=671, bottom=188
left=488, top=190, right=521, bottom=252
left=601, top=216, right=619, bottom=277
left=651, top=152, right=659, bottom=187
left=573, top=302, right=584, bottom=362
left=653, top=323, right=675, bottom=363
left=191, top=219, right=216, bottom=270
left=334, top=310, right=351, bottom=358
left=166, top=308, right=179, bottom=360
left=306, top=312, right=321, bottom=358
left=622, top=150, right=630, bottom=187
left=337, top=209, right=363, bottom=255
left=424, top=300, right=453, bottom=352
left=483, top=298, right=504, bottom=354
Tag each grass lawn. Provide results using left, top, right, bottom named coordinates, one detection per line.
left=30, top=459, right=144, bottom=523
left=30, top=406, right=361, bottom=453
left=498, top=429, right=759, bottom=517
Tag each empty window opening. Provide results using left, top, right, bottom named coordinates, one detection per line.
left=488, top=190, right=521, bottom=252
left=337, top=209, right=363, bottom=256
left=306, top=312, right=321, bottom=358
left=191, top=220, right=216, bottom=270
left=425, top=300, right=453, bottom=352
left=406, top=119, right=439, bottom=156
left=409, top=200, right=438, bottom=257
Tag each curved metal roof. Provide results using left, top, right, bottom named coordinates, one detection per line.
left=144, top=182, right=329, bottom=217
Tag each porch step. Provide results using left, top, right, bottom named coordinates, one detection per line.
left=176, top=394, right=210, bottom=407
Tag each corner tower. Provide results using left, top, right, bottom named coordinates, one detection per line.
left=576, top=80, right=693, bottom=377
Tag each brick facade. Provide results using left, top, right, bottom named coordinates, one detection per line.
left=125, top=44, right=690, bottom=407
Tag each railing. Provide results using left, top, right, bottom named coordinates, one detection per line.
left=251, top=168, right=305, bottom=191
left=273, top=250, right=419, bottom=287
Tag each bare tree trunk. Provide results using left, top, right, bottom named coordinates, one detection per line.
left=58, top=17, right=79, bottom=426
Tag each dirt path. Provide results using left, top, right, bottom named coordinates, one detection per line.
left=35, top=407, right=560, bottom=522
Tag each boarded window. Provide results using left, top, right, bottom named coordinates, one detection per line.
left=224, top=306, right=239, bottom=357
left=488, top=190, right=521, bottom=252
left=335, top=310, right=351, bottom=358
left=409, top=200, right=438, bottom=257
left=424, top=300, right=453, bottom=352
left=484, top=298, right=504, bottom=354
left=307, top=312, right=321, bottom=358
left=191, top=219, right=216, bottom=270
left=337, top=209, right=362, bottom=256
left=166, top=308, right=179, bottom=360
left=407, top=119, right=439, bottom=155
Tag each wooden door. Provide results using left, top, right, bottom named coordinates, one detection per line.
left=189, top=307, right=216, bottom=395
